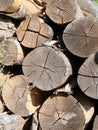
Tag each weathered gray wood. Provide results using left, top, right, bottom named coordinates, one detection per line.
left=93, top=115, right=98, bottom=130
left=22, top=46, right=72, bottom=91
left=16, top=15, right=53, bottom=48
left=0, top=113, right=25, bottom=130
left=2, top=75, right=39, bottom=117
left=39, top=93, right=85, bottom=130
left=45, top=0, right=77, bottom=24
left=78, top=52, right=98, bottom=99
left=0, top=0, right=13, bottom=11
left=0, top=38, right=24, bottom=66
left=63, top=16, right=98, bottom=57
left=77, top=0, right=98, bottom=17
left=0, top=15, right=16, bottom=38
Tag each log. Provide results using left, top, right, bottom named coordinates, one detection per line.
left=77, top=52, right=98, bottom=99
left=0, top=38, right=24, bottom=66
left=55, top=83, right=94, bottom=128
left=22, top=46, right=72, bottom=91
left=45, top=0, right=77, bottom=24
left=0, top=113, right=25, bottom=130
left=0, top=0, right=13, bottom=11
left=93, top=115, right=98, bottom=130
left=0, top=0, right=42, bottom=18
left=39, top=93, right=85, bottom=130
left=2, top=75, right=39, bottom=117
left=77, top=0, right=98, bottom=17
left=0, top=15, right=16, bottom=38
left=63, top=15, right=98, bottom=57
left=16, top=15, right=53, bottom=48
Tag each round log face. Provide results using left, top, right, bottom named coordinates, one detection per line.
left=0, top=0, right=13, bottom=11
left=0, top=38, right=24, bottom=66
left=78, top=52, right=98, bottom=99
left=39, top=93, right=85, bottom=130
left=0, top=40, right=17, bottom=65
left=2, top=75, right=38, bottom=117
left=16, top=15, right=53, bottom=48
left=22, top=46, right=72, bottom=91
left=45, top=0, right=77, bottom=24
left=63, top=16, right=98, bottom=57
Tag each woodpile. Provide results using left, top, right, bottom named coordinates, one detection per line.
left=0, top=0, right=98, bottom=130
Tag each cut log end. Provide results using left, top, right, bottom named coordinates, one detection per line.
left=78, top=52, right=98, bottom=99
left=2, top=75, right=39, bottom=117
left=39, top=93, right=85, bottom=130
left=22, top=46, right=72, bottom=91
left=16, top=15, right=53, bottom=48
left=63, top=15, right=98, bottom=57
left=45, top=0, right=77, bottom=24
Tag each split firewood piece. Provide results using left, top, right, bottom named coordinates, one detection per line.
left=93, top=115, right=98, bottom=130
left=0, top=38, right=24, bottom=66
left=0, top=0, right=42, bottom=18
left=16, top=15, right=53, bottom=48
left=0, top=113, right=25, bottom=130
left=2, top=75, right=39, bottom=117
left=0, top=15, right=16, bottom=38
left=63, top=15, right=98, bottom=58
left=39, top=93, right=85, bottom=130
left=77, top=52, right=98, bottom=99
left=45, top=0, right=77, bottom=24
left=22, top=46, right=72, bottom=91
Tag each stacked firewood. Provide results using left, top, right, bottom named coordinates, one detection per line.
left=0, top=0, right=98, bottom=130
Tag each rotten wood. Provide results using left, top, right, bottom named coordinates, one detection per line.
left=77, top=52, right=98, bottom=99
left=22, top=46, right=72, bottom=91
left=16, top=15, right=53, bottom=48
left=39, top=93, right=85, bottom=130
left=2, top=75, right=39, bottom=117
left=45, top=0, right=77, bottom=24
left=63, top=15, right=98, bottom=57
